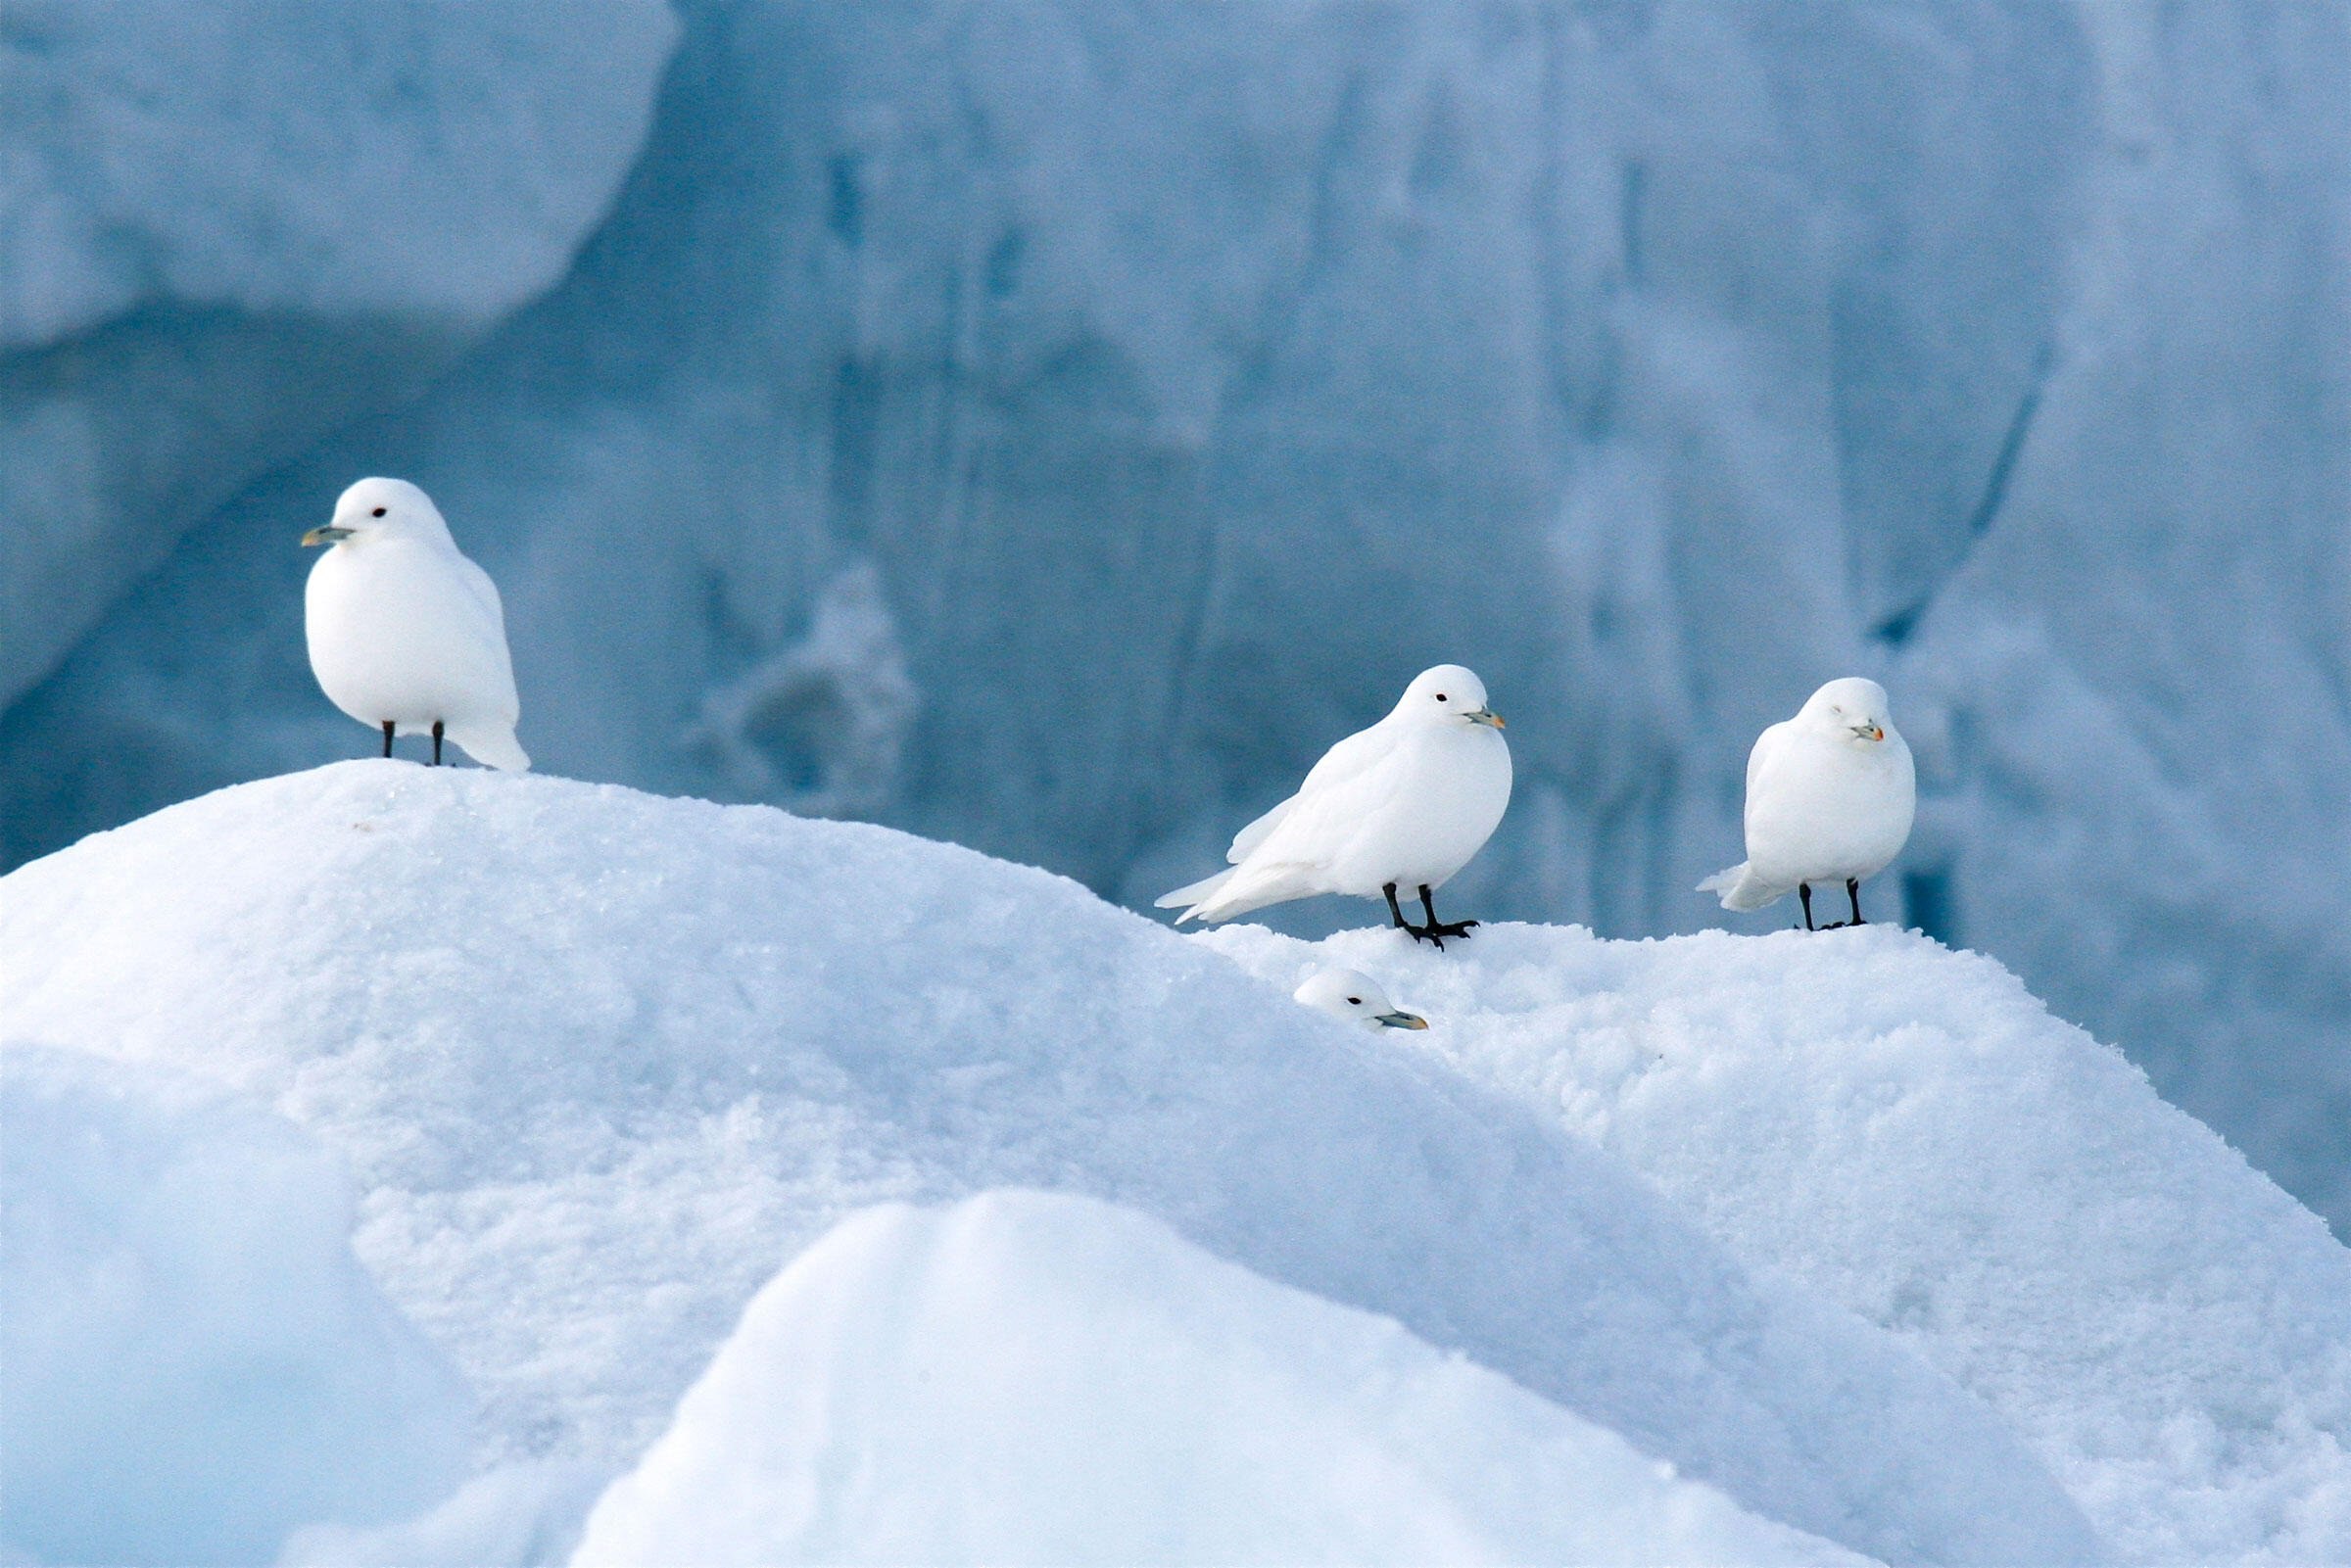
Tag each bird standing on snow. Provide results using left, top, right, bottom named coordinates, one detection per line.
left=1293, top=967, right=1429, bottom=1030
left=1158, top=665, right=1511, bottom=947
left=302, top=478, right=530, bottom=771
left=1700, top=677, right=1913, bottom=930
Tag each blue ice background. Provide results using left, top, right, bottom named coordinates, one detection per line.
left=2, top=2, right=2345, bottom=1226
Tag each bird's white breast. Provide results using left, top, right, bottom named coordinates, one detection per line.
left=1744, top=730, right=1915, bottom=886
left=1320, top=724, right=1512, bottom=893
left=306, top=539, right=519, bottom=731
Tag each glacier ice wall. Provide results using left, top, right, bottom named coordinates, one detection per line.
left=0, top=0, right=677, bottom=707
left=3, top=3, right=2346, bottom=1224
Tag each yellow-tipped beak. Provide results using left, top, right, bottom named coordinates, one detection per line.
left=1467, top=708, right=1505, bottom=729
left=1869, top=726, right=1885, bottom=741
left=1377, top=1011, right=1429, bottom=1030
left=301, top=525, right=354, bottom=547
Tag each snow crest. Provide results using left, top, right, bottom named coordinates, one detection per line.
left=570, top=1189, right=1873, bottom=1567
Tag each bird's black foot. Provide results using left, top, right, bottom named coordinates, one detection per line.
left=1409, top=885, right=1478, bottom=949
left=431, top=721, right=445, bottom=767
left=380, top=720, right=396, bottom=759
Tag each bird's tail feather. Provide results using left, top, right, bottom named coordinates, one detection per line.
left=1176, top=863, right=1316, bottom=926
left=1155, top=868, right=1234, bottom=913
left=1697, top=861, right=1782, bottom=913
left=450, top=724, right=530, bottom=772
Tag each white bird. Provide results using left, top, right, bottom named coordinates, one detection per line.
left=1699, top=677, right=1913, bottom=930
left=302, top=477, right=530, bottom=771
left=1158, top=665, right=1511, bottom=946
left=1293, top=967, right=1429, bottom=1030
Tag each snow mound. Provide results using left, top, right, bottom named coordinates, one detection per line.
left=0, top=763, right=2096, bottom=1565
left=1201, top=921, right=2351, bottom=1565
left=0, top=1044, right=470, bottom=1567
left=571, top=1189, right=1871, bottom=1567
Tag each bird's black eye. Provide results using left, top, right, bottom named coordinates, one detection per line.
left=1434, top=693, right=1447, bottom=703
left=1346, top=997, right=1362, bottom=1006
left=371, top=506, right=386, bottom=517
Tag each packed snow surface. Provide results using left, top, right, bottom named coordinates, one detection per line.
left=0, top=763, right=2101, bottom=1565
left=1203, top=922, right=2351, bottom=1565
left=569, top=1189, right=1872, bottom=1567
left=0, top=1044, right=469, bottom=1567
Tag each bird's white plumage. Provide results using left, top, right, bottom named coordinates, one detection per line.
left=304, top=478, right=529, bottom=771
left=1158, top=665, right=1511, bottom=925
left=1700, top=678, right=1913, bottom=913
left=1292, top=966, right=1429, bottom=1030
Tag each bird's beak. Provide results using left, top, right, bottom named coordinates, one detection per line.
left=1867, top=725, right=1885, bottom=742
left=302, top=525, right=354, bottom=546
left=1375, top=1011, right=1429, bottom=1030
left=1849, top=723, right=1883, bottom=741
left=1465, top=708, right=1505, bottom=729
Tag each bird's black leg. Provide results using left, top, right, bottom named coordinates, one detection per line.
left=1415, top=883, right=1479, bottom=947
left=1389, top=882, right=1445, bottom=948
left=381, top=720, right=395, bottom=759
left=431, top=721, right=445, bottom=767
left=1798, top=882, right=1816, bottom=931
left=1847, top=878, right=1864, bottom=927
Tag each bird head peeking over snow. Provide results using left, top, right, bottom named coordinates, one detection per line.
left=1797, top=677, right=1896, bottom=747
left=1293, top=967, right=1429, bottom=1030
left=302, top=478, right=456, bottom=550
left=1395, top=665, right=1506, bottom=730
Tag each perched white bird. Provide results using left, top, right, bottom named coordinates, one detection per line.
left=302, top=478, right=529, bottom=771
left=1293, top=967, right=1429, bottom=1030
left=1700, top=677, right=1913, bottom=930
left=1158, top=665, right=1511, bottom=946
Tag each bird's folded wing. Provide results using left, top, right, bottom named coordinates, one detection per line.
left=453, top=554, right=510, bottom=635
left=1225, top=796, right=1295, bottom=863
left=1745, top=719, right=1794, bottom=801
left=1242, top=744, right=1408, bottom=873
left=1216, top=719, right=1389, bottom=862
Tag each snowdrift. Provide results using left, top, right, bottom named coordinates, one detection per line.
left=0, top=1045, right=469, bottom=1566
left=0, top=762, right=2095, bottom=1564
left=568, top=1189, right=1868, bottom=1567
left=1204, top=923, right=2351, bottom=1565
